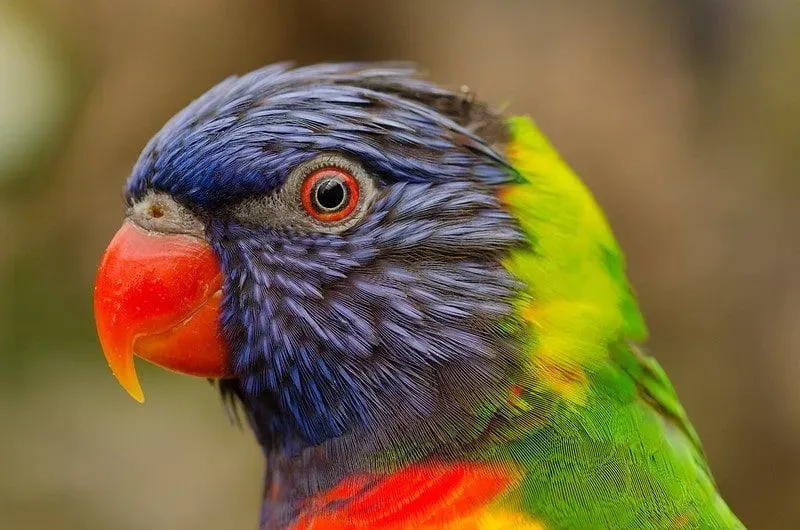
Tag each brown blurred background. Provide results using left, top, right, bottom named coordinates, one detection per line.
left=0, top=0, right=798, bottom=528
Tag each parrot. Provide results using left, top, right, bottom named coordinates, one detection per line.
left=93, top=63, right=744, bottom=529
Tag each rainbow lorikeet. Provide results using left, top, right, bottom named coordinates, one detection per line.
left=93, top=63, right=744, bottom=529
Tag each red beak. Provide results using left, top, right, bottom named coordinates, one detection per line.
left=93, top=221, right=230, bottom=402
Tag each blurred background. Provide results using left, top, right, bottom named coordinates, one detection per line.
left=0, top=0, right=797, bottom=528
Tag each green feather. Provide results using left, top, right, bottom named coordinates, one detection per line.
left=485, top=116, right=743, bottom=529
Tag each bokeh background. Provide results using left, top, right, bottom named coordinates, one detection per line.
left=0, top=1, right=798, bottom=528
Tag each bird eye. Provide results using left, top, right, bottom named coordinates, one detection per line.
left=301, top=167, right=359, bottom=222
left=230, top=155, right=375, bottom=233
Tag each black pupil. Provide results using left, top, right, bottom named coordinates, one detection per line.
left=314, top=177, right=348, bottom=211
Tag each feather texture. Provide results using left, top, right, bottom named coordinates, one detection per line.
left=275, top=117, right=744, bottom=529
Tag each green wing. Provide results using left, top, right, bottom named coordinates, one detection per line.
left=488, top=117, right=743, bottom=529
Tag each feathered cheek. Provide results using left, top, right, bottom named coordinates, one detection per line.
left=93, top=221, right=230, bottom=402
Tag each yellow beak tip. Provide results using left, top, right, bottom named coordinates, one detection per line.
left=122, top=380, right=145, bottom=403
left=128, top=388, right=146, bottom=404
left=109, top=367, right=146, bottom=403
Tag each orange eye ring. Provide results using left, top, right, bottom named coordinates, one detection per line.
left=301, top=167, right=360, bottom=222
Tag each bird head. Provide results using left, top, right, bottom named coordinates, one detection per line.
left=94, top=64, right=526, bottom=448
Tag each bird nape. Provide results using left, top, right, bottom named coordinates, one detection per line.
left=93, top=63, right=744, bottom=529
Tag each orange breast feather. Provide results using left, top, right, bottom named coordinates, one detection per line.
left=291, top=462, right=544, bottom=530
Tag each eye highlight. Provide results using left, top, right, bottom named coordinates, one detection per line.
left=301, top=167, right=360, bottom=222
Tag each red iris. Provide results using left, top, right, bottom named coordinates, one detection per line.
left=301, top=167, right=359, bottom=222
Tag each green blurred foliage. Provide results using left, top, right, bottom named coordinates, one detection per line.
left=1, top=1, right=798, bottom=528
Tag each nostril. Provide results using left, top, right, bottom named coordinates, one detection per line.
left=130, top=192, right=204, bottom=237
left=149, top=204, right=165, bottom=218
